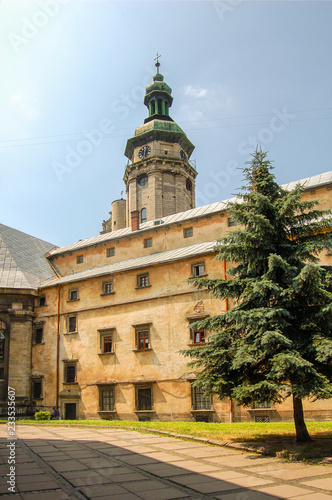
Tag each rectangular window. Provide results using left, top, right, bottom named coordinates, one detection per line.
left=39, top=295, right=46, bottom=307
left=137, top=329, right=149, bottom=350
left=34, top=325, right=44, bottom=344
left=68, top=315, right=77, bottom=333
left=101, top=333, right=113, bottom=353
left=102, top=281, right=114, bottom=294
left=76, top=255, right=83, bottom=264
left=191, top=385, right=212, bottom=410
left=192, top=262, right=205, bottom=277
left=184, top=227, right=193, bottom=238
left=99, top=386, right=115, bottom=411
left=107, top=247, right=115, bottom=257
left=228, top=217, right=237, bottom=227
left=192, top=329, right=205, bottom=344
left=64, top=363, right=76, bottom=383
left=137, top=273, right=150, bottom=288
left=253, top=400, right=271, bottom=409
left=31, top=379, right=42, bottom=399
left=144, top=238, right=152, bottom=248
left=136, top=387, right=153, bottom=411
left=68, top=288, right=79, bottom=301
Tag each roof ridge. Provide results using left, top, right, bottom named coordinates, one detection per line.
left=43, top=240, right=217, bottom=287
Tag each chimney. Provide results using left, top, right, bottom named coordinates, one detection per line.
left=131, top=210, right=140, bottom=231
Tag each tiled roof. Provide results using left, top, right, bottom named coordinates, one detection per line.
left=48, top=170, right=332, bottom=257
left=282, top=170, right=332, bottom=192
left=47, top=198, right=233, bottom=257
left=0, top=224, right=56, bottom=290
left=43, top=240, right=217, bottom=287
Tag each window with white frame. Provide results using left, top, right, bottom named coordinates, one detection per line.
left=137, top=273, right=150, bottom=288
left=102, top=280, right=114, bottom=295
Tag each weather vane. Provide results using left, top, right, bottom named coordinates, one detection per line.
left=154, top=52, right=161, bottom=73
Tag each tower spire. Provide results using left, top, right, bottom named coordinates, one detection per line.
left=154, top=52, right=161, bottom=74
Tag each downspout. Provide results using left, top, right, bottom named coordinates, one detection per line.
left=56, top=285, right=61, bottom=409
left=223, top=259, right=229, bottom=313
left=223, top=260, right=233, bottom=422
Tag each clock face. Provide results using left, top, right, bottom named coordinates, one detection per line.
left=180, top=150, right=187, bottom=160
left=138, top=145, right=151, bottom=159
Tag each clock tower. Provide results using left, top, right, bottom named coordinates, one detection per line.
left=123, top=57, right=197, bottom=227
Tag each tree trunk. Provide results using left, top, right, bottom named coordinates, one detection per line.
left=292, top=395, right=312, bottom=442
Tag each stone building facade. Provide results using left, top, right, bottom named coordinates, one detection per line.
left=1, top=63, right=331, bottom=422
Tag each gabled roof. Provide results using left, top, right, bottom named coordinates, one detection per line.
left=43, top=240, right=217, bottom=287
left=48, top=170, right=332, bottom=258
left=0, top=224, right=56, bottom=290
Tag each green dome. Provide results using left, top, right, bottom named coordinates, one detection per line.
left=124, top=60, right=195, bottom=160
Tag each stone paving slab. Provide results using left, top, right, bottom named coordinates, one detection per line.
left=0, top=424, right=331, bottom=499
left=301, top=477, right=332, bottom=491
left=292, top=495, right=332, bottom=500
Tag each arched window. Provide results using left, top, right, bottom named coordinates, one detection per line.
left=141, top=208, right=147, bottom=224
left=0, top=321, right=6, bottom=362
left=138, top=175, right=148, bottom=187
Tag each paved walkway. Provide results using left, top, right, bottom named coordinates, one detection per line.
left=0, top=425, right=331, bottom=500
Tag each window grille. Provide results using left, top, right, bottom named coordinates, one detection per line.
left=192, top=386, right=212, bottom=410
left=100, top=387, right=115, bottom=411
left=65, top=364, right=76, bottom=383
left=137, top=387, right=152, bottom=411
left=255, top=416, right=270, bottom=423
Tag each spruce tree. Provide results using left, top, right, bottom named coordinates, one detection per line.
left=182, top=149, right=332, bottom=442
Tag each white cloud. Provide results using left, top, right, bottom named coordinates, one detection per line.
left=184, top=85, right=208, bottom=98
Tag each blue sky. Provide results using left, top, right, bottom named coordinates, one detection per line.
left=1, top=0, right=332, bottom=246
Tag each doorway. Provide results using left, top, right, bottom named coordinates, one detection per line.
left=65, top=403, right=76, bottom=420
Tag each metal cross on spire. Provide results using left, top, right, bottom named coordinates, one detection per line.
left=154, top=52, right=161, bottom=73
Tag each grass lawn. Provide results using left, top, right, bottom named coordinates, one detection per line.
left=9, top=419, right=332, bottom=459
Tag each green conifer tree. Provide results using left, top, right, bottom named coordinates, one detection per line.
left=182, top=149, right=332, bottom=442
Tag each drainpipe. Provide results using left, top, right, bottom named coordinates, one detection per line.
left=223, top=260, right=233, bottom=421
left=56, top=285, right=61, bottom=409
left=223, top=260, right=229, bottom=312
